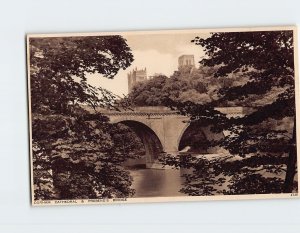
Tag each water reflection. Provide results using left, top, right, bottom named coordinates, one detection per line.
left=129, top=168, right=187, bottom=197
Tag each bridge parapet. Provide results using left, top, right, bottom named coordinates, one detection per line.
left=98, top=106, right=175, bottom=114
left=97, top=106, right=251, bottom=118
left=216, top=106, right=254, bottom=118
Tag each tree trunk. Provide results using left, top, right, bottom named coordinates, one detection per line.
left=283, top=118, right=297, bottom=193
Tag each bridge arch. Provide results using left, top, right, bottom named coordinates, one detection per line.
left=177, top=123, right=209, bottom=153
left=100, top=106, right=245, bottom=160
left=115, top=120, right=164, bottom=167
left=178, top=122, right=226, bottom=154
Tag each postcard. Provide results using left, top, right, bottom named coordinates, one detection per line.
left=27, top=26, right=299, bottom=206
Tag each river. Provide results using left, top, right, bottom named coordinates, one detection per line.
left=129, top=168, right=187, bottom=197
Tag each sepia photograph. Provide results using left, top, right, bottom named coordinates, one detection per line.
left=27, top=26, right=299, bottom=206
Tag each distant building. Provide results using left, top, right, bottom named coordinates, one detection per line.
left=127, top=55, right=196, bottom=93
left=178, top=55, right=195, bottom=72
left=128, top=67, right=147, bottom=93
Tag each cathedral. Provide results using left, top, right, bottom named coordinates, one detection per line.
left=127, top=67, right=147, bottom=93
left=178, top=55, right=196, bottom=74
left=127, top=55, right=196, bottom=93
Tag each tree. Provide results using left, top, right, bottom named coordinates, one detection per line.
left=29, top=36, right=133, bottom=113
left=162, top=30, right=297, bottom=195
left=29, top=35, right=146, bottom=200
left=127, top=69, right=229, bottom=107
left=128, top=75, right=168, bottom=106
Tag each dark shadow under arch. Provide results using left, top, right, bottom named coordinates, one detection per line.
left=178, top=123, right=209, bottom=153
left=117, top=120, right=164, bottom=165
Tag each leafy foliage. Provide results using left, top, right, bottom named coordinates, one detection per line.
left=127, top=65, right=248, bottom=107
left=29, top=36, right=146, bottom=200
left=29, top=36, right=133, bottom=112
left=160, top=30, right=297, bottom=195
left=128, top=75, right=168, bottom=106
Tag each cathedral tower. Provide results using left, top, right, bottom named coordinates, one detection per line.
left=127, top=67, right=147, bottom=93
left=178, top=55, right=195, bottom=72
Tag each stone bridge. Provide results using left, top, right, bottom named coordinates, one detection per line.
left=100, top=106, right=246, bottom=168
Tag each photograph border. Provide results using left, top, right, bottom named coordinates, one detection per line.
left=27, top=25, right=300, bottom=206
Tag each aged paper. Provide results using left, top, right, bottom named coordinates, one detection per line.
left=27, top=26, right=299, bottom=206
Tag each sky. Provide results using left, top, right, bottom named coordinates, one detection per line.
left=86, top=32, right=208, bottom=96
